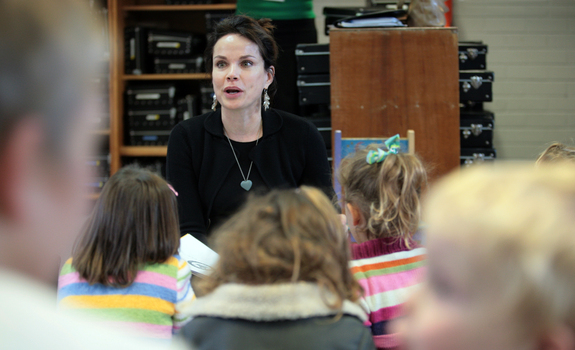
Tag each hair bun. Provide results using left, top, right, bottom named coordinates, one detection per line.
left=257, top=18, right=276, bottom=34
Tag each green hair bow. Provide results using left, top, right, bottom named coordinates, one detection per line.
left=366, top=134, right=401, bottom=164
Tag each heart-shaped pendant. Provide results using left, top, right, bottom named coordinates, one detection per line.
left=240, top=180, right=253, bottom=191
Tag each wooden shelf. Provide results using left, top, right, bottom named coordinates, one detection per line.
left=108, top=0, right=236, bottom=174
left=123, top=73, right=210, bottom=80
left=120, top=146, right=167, bottom=157
left=123, top=4, right=236, bottom=11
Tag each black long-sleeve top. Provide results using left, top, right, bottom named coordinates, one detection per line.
left=166, top=108, right=333, bottom=244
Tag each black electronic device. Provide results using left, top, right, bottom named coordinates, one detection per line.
left=125, top=27, right=149, bottom=75
left=460, top=70, right=494, bottom=102
left=127, top=108, right=179, bottom=132
left=154, top=56, right=204, bottom=74
left=459, top=41, right=488, bottom=71
left=460, top=111, right=494, bottom=148
left=296, top=44, right=330, bottom=75
left=129, top=130, right=172, bottom=146
left=147, top=30, right=202, bottom=56
left=297, top=75, right=330, bottom=106
left=126, top=84, right=177, bottom=108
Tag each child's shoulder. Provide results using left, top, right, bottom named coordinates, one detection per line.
left=141, top=255, right=187, bottom=274
left=59, top=257, right=75, bottom=275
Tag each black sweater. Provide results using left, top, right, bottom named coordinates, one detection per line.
left=166, top=108, right=333, bottom=244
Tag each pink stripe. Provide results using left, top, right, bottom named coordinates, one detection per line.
left=358, top=267, right=424, bottom=296
left=370, top=304, right=404, bottom=324
left=373, top=333, right=401, bottom=349
left=59, top=271, right=175, bottom=289
left=58, top=272, right=83, bottom=288
left=176, top=283, right=188, bottom=293
left=102, top=321, right=173, bottom=339
left=133, top=271, right=176, bottom=289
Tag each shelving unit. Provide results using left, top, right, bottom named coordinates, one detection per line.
left=107, top=0, right=236, bottom=174
left=120, top=146, right=168, bottom=157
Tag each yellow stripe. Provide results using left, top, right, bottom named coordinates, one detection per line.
left=60, top=295, right=174, bottom=314
left=178, top=261, right=189, bottom=272
left=164, top=256, right=178, bottom=267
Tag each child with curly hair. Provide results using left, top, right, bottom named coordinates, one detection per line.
left=338, top=136, right=428, bottom=349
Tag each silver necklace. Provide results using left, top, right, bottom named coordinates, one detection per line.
left=224, top=128, right=260, bottom=191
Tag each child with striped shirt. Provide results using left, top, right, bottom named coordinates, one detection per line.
left=58, top=165, right=195, bottom=346
left=338, top=138, right=427, bottom=350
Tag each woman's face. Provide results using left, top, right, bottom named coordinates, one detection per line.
left=212, top=34, right=274, bottom=113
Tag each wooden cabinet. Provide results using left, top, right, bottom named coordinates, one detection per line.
left=107, top=0, right=236, bottom=174
left=330, top=27, right=460, bottom=182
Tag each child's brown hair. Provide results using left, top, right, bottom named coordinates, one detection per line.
left=198, top=186, right=362, bottom=309
left=72, top=165, right=180, bottom=287
left=536, top=142, right=575, bottom=165
left=337, top=144, right=427, bottom=243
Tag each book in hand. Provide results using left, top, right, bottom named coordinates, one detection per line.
left=179, top=234, right=219, bottom=277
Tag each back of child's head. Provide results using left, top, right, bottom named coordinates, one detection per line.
left=73, top=165, right=180, bottom=287
left=536, top=142, right=575, bottom=165
left=412, top=163, right=575, bottom=348
left=337, top=144, right=427, bottom=241
left=198, top=186, right=362, bottom=309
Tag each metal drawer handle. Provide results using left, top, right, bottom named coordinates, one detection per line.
left=470, top=76, right=483, bottom=89
left=297, top=81, right=331, bottom=87
left=467, top=48, right=479, bottom=60
left=473, top=153, right=485, bottom=161
left=295, top=50, right=329, bottom=56
left=462, top=124, right=486, bottom=138
left=471, top=124, right=483, bottom=136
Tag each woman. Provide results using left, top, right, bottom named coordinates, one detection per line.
left=179, top=187, right=375, bottom=350
left=166, top=15, right=332, bottom=244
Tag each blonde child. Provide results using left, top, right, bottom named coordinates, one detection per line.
left=394, top=163, right=575, bottom=350
left=536, top=142, right=575, bottom=165
left=337, top=138, right=427, bottom=349
left=180, top=186, right=375, bottom=350
left=58, top=166, right=195, bottom=344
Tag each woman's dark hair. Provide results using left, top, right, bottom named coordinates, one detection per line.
left=205, top=15, right=279, bottom=99
left=72, top=165, right=180, bottom=287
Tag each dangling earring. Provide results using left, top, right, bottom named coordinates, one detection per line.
left=263, top=88, right=270, bottom=111
left=211, top=94, right=217, bottom=111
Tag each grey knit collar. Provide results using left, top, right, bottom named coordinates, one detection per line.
left=186, top=282, right=367, bottom=322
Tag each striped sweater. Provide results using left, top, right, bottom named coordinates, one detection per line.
left=349, top=237, right=426, bottom=350
left=58, top=255, right=195, bottom=344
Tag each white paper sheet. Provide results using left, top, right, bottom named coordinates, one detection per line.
left=178, top=234, right=219, bottom=277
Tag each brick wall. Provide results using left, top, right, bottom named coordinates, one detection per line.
left=313, top=0, right=575, bottom=160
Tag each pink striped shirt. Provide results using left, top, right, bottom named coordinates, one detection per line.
left=349, top=237, right=426, bottom=349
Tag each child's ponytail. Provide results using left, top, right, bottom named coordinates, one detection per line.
left=338, top=144, right=427, bottom=243
left=371, top=154, right=426, bottom=244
